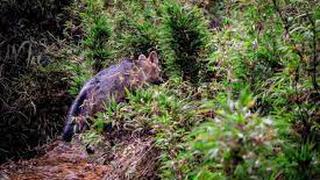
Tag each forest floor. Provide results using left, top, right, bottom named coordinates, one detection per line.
left=0, top=132, right=158, bottom=180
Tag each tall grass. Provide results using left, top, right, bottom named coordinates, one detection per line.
left=0, top=0, right=74, bottom=162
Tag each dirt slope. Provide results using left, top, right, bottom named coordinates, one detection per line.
left=0, top=134, right=158, bottom=180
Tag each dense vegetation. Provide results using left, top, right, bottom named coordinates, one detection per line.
left=1, top=0, right=319, bottom=179
left=0, top=0, right=74, bottom=162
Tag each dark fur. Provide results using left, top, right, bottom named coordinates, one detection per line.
left=63, top=52, right=162, bottom=141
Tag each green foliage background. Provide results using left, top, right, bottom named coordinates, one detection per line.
left=1, top=0, right=320, bottom=179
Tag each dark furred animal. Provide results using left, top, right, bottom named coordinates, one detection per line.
left=63, top=51, right=162, bottom=142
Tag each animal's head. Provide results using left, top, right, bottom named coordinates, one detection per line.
left=136, top=51, right=163, bottom=84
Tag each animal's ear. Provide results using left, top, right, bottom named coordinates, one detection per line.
left=138, top=54, right=147, bottom=61
left=148, top=51, right=158, bottom=64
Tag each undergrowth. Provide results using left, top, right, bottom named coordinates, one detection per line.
left=2, top=0, right=320, bottom=179
left=79, top=0, right=320, bottom=179
left=160, top=0, right=212, bottom=83
left=0, top=0, right=74, bottom=162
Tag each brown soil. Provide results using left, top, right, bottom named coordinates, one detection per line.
left=0, top=134, right=159, bottom=180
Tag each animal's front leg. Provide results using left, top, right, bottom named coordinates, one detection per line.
left=73, top=116, right=90, bottom=133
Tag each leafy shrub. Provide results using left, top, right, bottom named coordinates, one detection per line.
left=85, top=80, right=204, bottom=177
left=107, top=1, right=160, bottom=59
left=160, top=0, right=211, bottom=83
left=65, top=60, right=93, bottom=96
left=82, top=0, right=112, bottom=72
left=162, top=90, right=278, bottom=179
left=275, top=142, right=320, bottom=179
left=65, top=0, right=112, bottom=95
left=208, top=1, right=320, bottom=179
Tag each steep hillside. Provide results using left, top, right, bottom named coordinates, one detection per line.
left=1, top=0, right=319, bottom=179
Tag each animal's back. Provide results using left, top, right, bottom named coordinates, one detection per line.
left=63, top=51, right=162, bottom=142
left=63, top=59, right=134, bottom=141
left=85, top=59, right=135, bottom=111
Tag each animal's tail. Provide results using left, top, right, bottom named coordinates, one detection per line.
left=62, top=90, right=88, bottom=142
